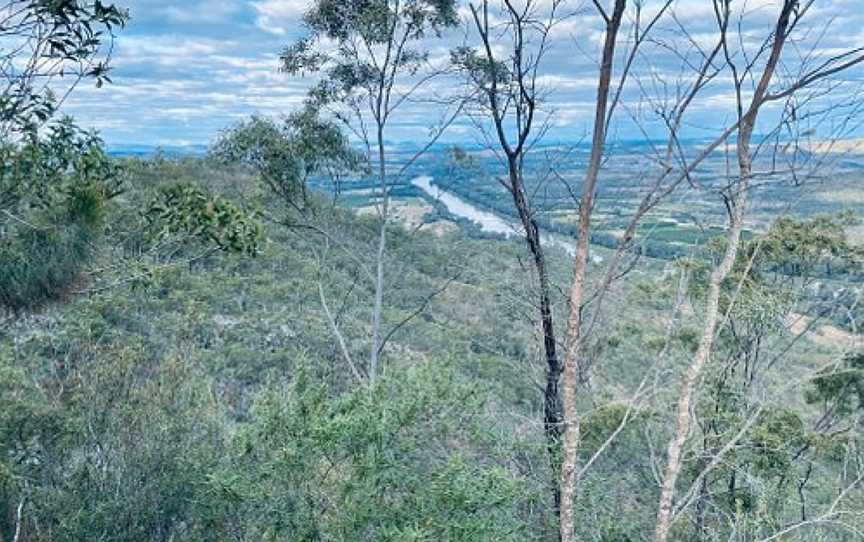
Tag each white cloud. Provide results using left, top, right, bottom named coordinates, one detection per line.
left=163, top=0, right=243, bottom=24
left=116, top=35, right=235, bottom=60
left=672, top=0, right=779, bottom=21
left=55, top=0, right=864, bottom=146
left=251, top=0, right=310, bottom=35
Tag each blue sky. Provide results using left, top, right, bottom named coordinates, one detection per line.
left=65, top=0, right=308, bottom=147
left=63, top=0, right=864, bottom=149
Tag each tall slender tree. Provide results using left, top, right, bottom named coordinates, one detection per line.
left=282, top=0, right=461, bottom=382
left=655, top=2, right=864, bottom=540
left=558, top=3, right=627, bottom=540
left=453, top=0, right=567, bottom=516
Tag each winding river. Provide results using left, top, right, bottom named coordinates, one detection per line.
left=411, top=176, right=514, bottom=236
left=411, top=175, right=578, bottom=258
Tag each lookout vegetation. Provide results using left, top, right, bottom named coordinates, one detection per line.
left=2, top=1, right=864, bottom=541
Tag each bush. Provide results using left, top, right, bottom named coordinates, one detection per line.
left=209, top=360, right=545, bottom=541
left=0, top=119, right=119, bottom=311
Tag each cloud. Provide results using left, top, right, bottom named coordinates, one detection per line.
left=251, top=0, right=309, bottom=35
left=56, top=0, right=864, bottom=147
left=163, top=0, right=243, bottom=23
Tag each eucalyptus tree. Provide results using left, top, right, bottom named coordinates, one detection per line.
left=0, top=1, right=127, bottom=313
left=211, top=109, right=370, bottom=381
left=454, top=1, right=712, bottom=536
left=662, top=214, right=864, bottom=540
left=539, top=0, right=864, bottom=537
left=211, top=108, right=363, bottom=216
left=0, top=1, right=262, bottom=313
left=452, top=0, right=567, bottom=516
left=0, top=0, right=127, bottom=222
left=654, top=2, right=864, bottom=540
left=281, top=0, right=462, bottom=382
left=0, top=0, right=127, bottom=138
left=552, top=3, right=677, bottom=539
left=0, top=118, right=123, bottom=312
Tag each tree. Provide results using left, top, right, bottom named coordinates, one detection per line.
left=0, top=1, right=127, bottom=313
left=543, top=0, right=864, bottom=538
left=211, top=108, right=363, bottom=216
left=654, top=2, right=864, bottom=540
left=0, top=117, right=121, bottom=312
left=558, top=3, right=628, bottom=539
left=211, top=109, right=367, bottom=381
left=0, top=0, right=128, bottom=137
left=281, top=0, right=462, bottom=382
left=453, top=0, right=568, bottom=516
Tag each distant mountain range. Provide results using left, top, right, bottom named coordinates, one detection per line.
left=106, top=143, right=208, bottom=157
left=106, top=136, right=864, bottom=160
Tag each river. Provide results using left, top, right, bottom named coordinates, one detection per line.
left=411, top=175, right=578, bottom=258
left=411, top=176, right=515, bottom=236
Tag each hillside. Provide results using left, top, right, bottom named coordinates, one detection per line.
left=3, top=1, right=864, bottom=540
left=2, top=157, right=861, bottom=540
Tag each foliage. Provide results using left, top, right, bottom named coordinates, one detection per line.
left=682, top=214, right=863, bottom=329
left=281, top=0, right=457, bottom=109
left=0, top=155, right=559, bottom=541
left=0, top=299, right=545, bottom=541
left=580, top=402, right=652, bottom=459
left=805, top=352, right=864, bottom=419
left=210, top=109, right=362, bottom=212
left=0, top=1, right=130, bottom=309
left=450, top=46, right=511, bottom=95
left=0, top=0, right=128, bottom=135
left=0, top=118, right=121, bottom=311
left=665, top=214, right=864, bottom=540
left=209, top=361, right=541, bottom=541
left=145, top=183, right=263, bottom=256
left=0, top=124, right=268, bottom=312
left=0, top=340, right=228, bottom=542
left=757, top=212, right=863, bottom=272
left=747, top=407, right=808, bottom=475
left=1, top=149, right=862, bottom=541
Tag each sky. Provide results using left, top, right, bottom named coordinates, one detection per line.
left=61, top=0, right=864, bottom=149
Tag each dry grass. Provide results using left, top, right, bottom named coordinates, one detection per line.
left=787, top=312, right=863, bottom=350
left=356, top=199, right=456, bottom=236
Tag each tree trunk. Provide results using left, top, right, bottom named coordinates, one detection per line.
left=653, top=189, right=747, bottom=542
left=508, top=158, right=563, bottom=515
left=559, top=3, right=626, bottom=541
left=11, top=498, right=24, bottom=542
left=653, top=5, right=795, bottom=540
left=369, top=123, right=388, bottom=382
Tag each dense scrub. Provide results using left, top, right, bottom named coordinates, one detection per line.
left=0, top=158, right=559, bottom=540
left=1, top=157, right=861, bottom=541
